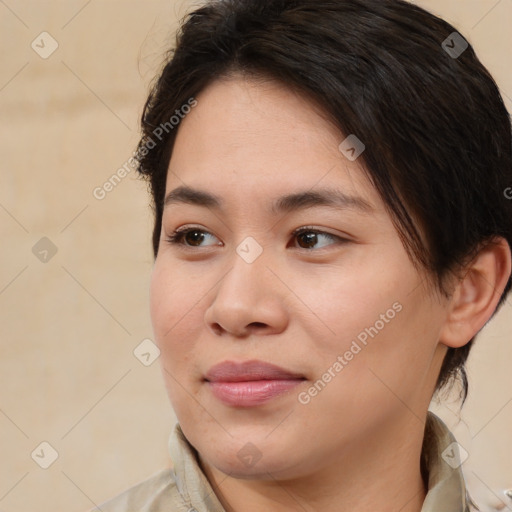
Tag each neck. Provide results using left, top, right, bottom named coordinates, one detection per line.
left=199, top=414, right=428, bottom=512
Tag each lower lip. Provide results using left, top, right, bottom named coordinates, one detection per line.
left=207, top=379, right=303, bottom=407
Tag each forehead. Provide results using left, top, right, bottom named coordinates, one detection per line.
left=166, top=76, right=380, bottom=210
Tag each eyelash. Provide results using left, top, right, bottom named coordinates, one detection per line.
left=164, top=226, right=347, bottom=250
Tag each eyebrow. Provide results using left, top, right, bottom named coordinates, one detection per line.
left=163, top=185, right=373, bottom=214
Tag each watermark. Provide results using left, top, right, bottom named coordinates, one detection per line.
left=298, top=301, right=403, bottom=405
left=93, top=97, right=198, bottom=200
left=236, top=236, right=263, bottom=263
left=339, top=134, right=365, bottom=161
left=93, top=156, right=138, bottom=200
left=441, top=441, right=469, bottom=468
left=31, top=441, right=59, bottom=469
left=442, top=32, right=468, bottom=59
left=32, top=236, right=58, bottom=263
left=237, top=442, right=263, bottom=467
left=31, top=31, right=59, bottom=59
left=504, top=187, right=512, bottom=200
left=150, top=97, right=198, bottom=142
left=133, top=338, right=160, bottom=366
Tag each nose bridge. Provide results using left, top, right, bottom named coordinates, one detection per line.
left=204, top=240, right=288, bottom=335
left=219, top=240, right=270, bottom=303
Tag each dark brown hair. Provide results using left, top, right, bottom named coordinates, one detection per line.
left=135, top=0, right=512, bottom=402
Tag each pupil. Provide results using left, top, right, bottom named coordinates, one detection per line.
left=186, top=230, right=204, bottom=246
left=299, top=232, right=317, bottom=248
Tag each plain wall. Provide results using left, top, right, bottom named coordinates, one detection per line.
left=1, top=1, right=511, bottom=511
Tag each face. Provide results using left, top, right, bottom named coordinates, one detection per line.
left=150, top=76, right=450, bottom=480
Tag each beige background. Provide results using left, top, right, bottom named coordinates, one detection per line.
left=1, top=1, right=511, bottom=511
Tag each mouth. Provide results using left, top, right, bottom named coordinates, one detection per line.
left=204, top=360, right=306, bottom=407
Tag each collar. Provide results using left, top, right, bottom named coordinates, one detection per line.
left=169, top=411, right=468, bottom=511
left=421, top=412, right=469, bottom=512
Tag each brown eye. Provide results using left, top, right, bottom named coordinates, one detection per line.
left=296, top=232, right=319, bottom=249
left=184, top=230, right=206, bottom=246
left=291, top=228, right=342, bottom=250
left=166, top=228, right=221, bottom=248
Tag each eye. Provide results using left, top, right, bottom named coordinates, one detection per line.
left=165, top=226, right=347, bottom=250
left=165, top=227, right=222, bottom=247
left=291, top=227, right=344, bottom=250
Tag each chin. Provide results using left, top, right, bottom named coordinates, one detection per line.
left=198, top=436, right=308, bottom=481
left=178, top=410, right=308, bottom=477
left=203, top=451, right=291, bottom=480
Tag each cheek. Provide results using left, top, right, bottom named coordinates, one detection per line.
left=288, top=260, right=399, bottom=352
left=149, top=260, right=205, bottom=360
left=150, top=261, right=208, bottom=415
left=293, top=254, right=437, bottom=382
left=311, top=282, right=440, bottom=417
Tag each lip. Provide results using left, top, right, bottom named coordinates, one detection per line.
left=204, top=360, right=305, bottom=407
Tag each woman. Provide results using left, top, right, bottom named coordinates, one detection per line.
left=94, top=0, right=512, bottom=510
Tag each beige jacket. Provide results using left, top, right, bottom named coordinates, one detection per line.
left=93, top=412, right=470, bottom=511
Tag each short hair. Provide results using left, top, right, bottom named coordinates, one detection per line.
left=135, top=0, right=512, bottom=401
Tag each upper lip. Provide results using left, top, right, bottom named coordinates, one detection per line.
left=205, top=360, right=305, bottom=382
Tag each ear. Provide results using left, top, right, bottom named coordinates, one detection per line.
left=440, top=237, right=511, bottom=349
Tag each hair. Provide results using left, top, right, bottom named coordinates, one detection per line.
left=135, top=0, right=512, bottom=402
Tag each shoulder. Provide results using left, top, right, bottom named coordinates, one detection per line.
left=89, top=467, right=189, bottom=512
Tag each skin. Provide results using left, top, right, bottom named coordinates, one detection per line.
left=150, top=76, right=511, bottom=512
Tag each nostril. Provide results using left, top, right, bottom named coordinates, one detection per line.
left=248, top=322, right=267, bottom=329
left=210, top=323, right=223, bottom=336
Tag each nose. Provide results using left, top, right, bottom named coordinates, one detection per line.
left=203, top=252, right=289, bottom=338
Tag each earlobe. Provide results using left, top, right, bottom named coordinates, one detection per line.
left=440, top=237, right=512, bottom=349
